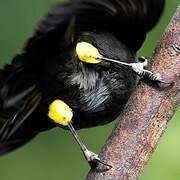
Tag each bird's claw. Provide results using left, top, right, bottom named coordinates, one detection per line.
left=135, top=57, right=173, bottom=85
left=84, top=149, right=112, bottom=169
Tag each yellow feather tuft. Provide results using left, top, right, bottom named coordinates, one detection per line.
left=76, top=42, right=101, bottom=64
left=48, top=99, right=73, bottom=126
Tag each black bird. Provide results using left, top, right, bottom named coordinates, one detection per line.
left=0, top=0, right=165, bottom=166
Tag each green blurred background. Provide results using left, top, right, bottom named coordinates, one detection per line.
left=0, top=0, right=179, bottom=179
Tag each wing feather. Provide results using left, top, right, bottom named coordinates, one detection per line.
left=25, top=0, right=165, bottom=53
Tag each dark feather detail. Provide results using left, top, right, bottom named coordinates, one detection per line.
left=25, top=0, right=165, bottom=53
left=0, top=55, right=42, bottom=153
left=0, top=91, right=41, bottom=141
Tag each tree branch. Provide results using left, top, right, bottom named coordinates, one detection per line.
left=86, top=6, right=180, bottom=180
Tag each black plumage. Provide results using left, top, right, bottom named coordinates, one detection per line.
left=0, top=0, right=165, bottom=154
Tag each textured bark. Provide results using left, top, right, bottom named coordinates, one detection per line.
left=86, top=6, right=180, bottom=180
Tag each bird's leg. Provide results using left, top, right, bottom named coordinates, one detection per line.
left=68, top=122, right=112, bottom=168
left=48, top=99, right=112, bottom=168
left=130, top=57, right=170, bottom=83
left=101, top=56, right=171, bottom=84
left=75, top=41, right=171, bottom=84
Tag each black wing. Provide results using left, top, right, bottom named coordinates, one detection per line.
left=0, top=55, right=43, bottom=154
left=25, top=0, right=165, bottom=55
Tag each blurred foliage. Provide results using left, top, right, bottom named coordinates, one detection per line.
left=0, top=0, right=179, bottom=180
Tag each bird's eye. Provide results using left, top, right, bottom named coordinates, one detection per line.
left=75, top=41, right=101, bottom=64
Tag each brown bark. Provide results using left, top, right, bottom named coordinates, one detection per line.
left=86, top=6, right=180, bottom=180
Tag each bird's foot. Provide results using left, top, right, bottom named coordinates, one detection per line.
left=133, top=57, right=173, bottom=85
left=84, top=149, right=112, bottom=169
